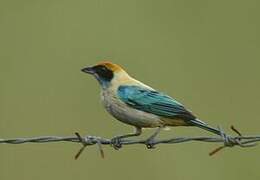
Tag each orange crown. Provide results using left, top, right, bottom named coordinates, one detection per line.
left=97, top=61, right=124, bottom=72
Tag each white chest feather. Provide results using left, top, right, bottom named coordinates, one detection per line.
left=101, top=87, right=162, bottom=128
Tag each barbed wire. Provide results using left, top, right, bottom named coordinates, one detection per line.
left=0, top=126, right=259, bottom=159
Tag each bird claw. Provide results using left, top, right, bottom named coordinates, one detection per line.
left=111, top=137, right=123, bottom=150
left=145, top=139, right=156, bottom=149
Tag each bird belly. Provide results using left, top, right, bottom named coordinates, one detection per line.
left=101, top=92, right=162, bottom=128
left=161, top=117, right=190, bottom=126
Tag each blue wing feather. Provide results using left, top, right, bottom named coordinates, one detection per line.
left=117, top=85, right=196, bottom=121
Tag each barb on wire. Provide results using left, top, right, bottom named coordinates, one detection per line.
left=0, top=126, right=259, bottom=159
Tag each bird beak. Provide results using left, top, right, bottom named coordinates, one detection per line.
left=81, top=66, right=95, bottom=74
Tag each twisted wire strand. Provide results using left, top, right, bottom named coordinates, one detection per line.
left=1, top=135, right=260, bottom=146
left=1, top=126, right=259, bottom=158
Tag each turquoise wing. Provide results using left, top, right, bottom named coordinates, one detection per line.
left=117, top=85, right=196, bottom=121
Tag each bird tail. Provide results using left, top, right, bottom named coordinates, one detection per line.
left=189, top=119, right=222, bottom=136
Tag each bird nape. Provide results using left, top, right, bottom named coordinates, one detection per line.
left=82, top=61, right=222, bottom=149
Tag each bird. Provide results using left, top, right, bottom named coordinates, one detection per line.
left=81, top=61, right=222, bottom=149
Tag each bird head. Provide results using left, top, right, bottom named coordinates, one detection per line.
left=82, top=61, right=129, bottom=88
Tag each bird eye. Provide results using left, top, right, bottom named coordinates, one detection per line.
left=100, top=66, right=107, bottom=71
left=93, top=65, right=114, bottom=81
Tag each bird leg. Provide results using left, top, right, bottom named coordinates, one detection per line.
left=145, top=126, right=164, bottom=149
left=111, top=127, right=142, bottom=150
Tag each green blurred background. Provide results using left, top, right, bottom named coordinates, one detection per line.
left=0, top=0, right=259, bottom=179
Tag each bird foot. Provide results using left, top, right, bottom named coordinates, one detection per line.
left=111, top=136, right=123, bottom=150
left=145, top=139, right=156, bottom=149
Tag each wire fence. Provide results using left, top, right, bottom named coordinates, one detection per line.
left=1, top=126, right=259, bottom=159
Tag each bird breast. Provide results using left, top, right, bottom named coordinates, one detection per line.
left=100, top=88, right=162, bottom=128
